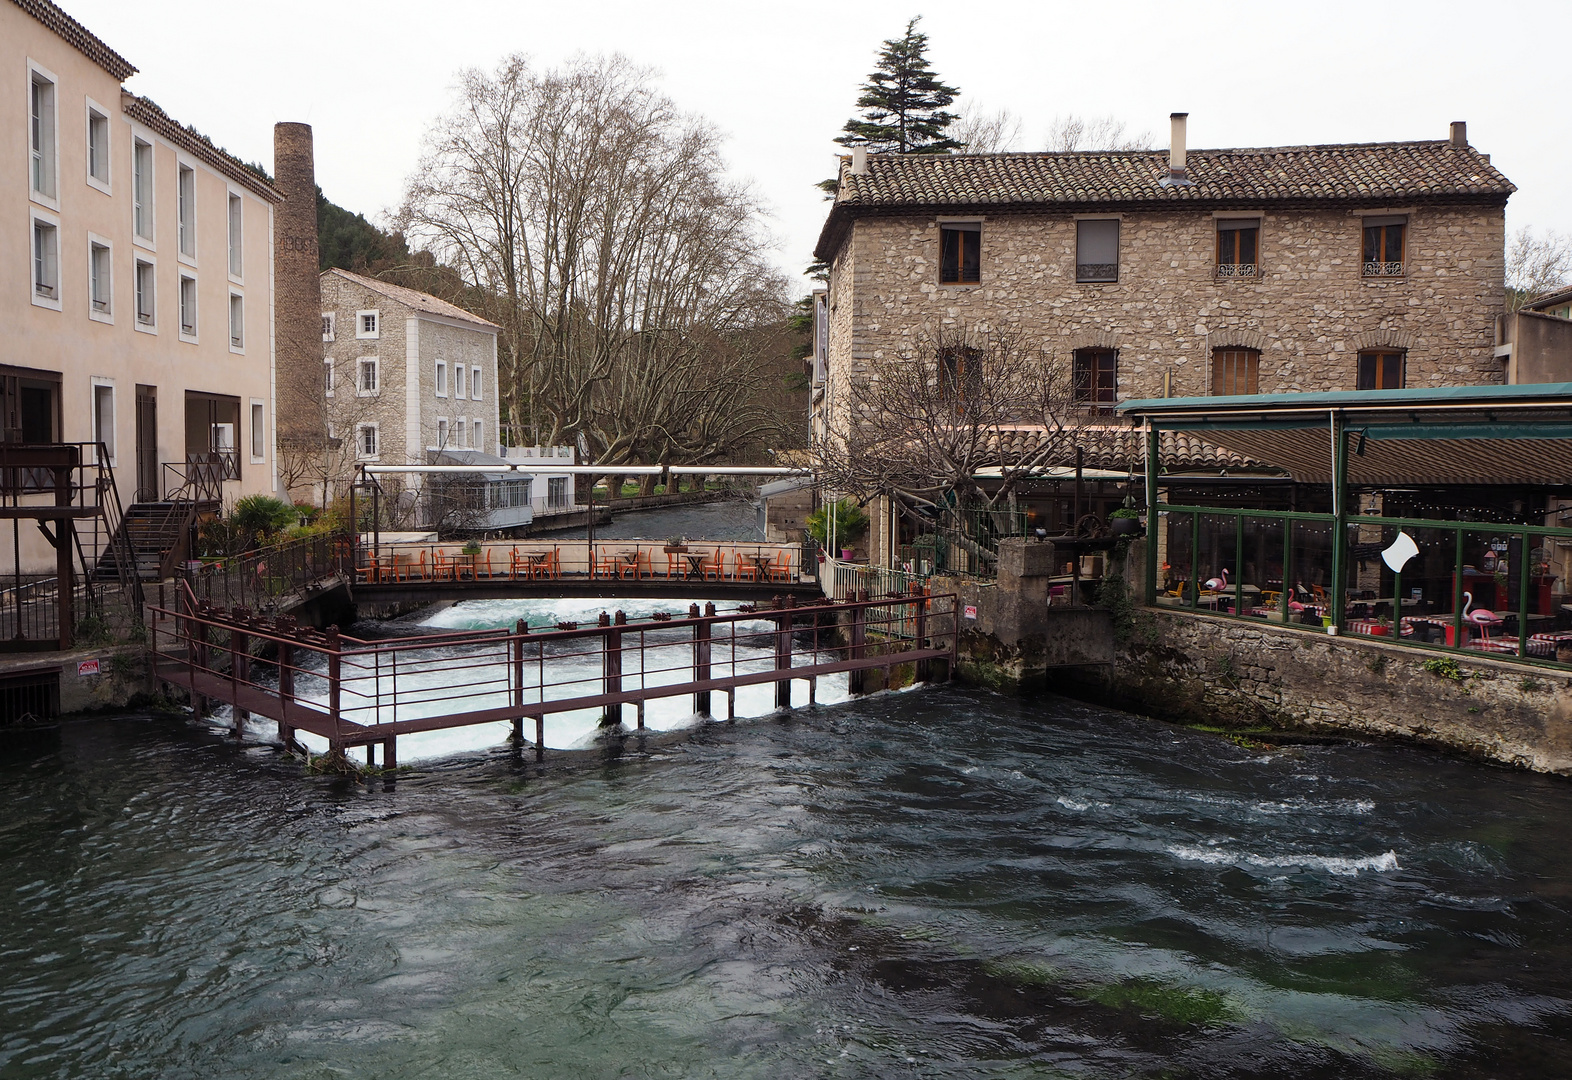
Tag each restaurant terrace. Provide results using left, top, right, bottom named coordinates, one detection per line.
left=1118, top=383, right=1572, bottom=665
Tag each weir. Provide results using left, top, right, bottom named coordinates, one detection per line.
left=149, top=584, right=956, bottom=764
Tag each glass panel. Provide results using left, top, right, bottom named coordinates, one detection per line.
left=1159, top=510, right=1194, bottom=607
left=1237, top=227, right=1257, bottom=265
left=1289, top=519, right=1335, bottom=627
left=939, top=228, right=960, bottom=282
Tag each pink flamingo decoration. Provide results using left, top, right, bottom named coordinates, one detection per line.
left=1203, top=568, right=1231, bottom=592
left=1462, top=591, right=1503, bottom=641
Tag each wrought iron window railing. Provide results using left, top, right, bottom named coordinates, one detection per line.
left=1216, top=262, right=1258, bottom=279
left=1362, top=261, right=1404, bottom=277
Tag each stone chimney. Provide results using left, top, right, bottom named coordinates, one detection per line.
left=1160, top=112, right=1193, bottom=187
left=1450, top=120, right=1468, bottom=148
left=273, top=122, right=322, bottom=443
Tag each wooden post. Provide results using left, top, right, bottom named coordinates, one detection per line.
left=915, top=593, right=930, bottom=683
left=535, top=714, right=545, bottom=762
left=775, top=595, right=794, bottom=708
left=848, top=600, right=867, bottom=695
left=693, top=602, right=711, bottom=717
left=230, top=619, right=248, bottom=737
left=513, top=618, right=526, bottom=745
left=602, top=611, right=623, bottom=727
left=382, top=738, right=396, bottom=771
left=278, top=637, right=296, bottom=749
left=325, top=625, right=342, bottom=752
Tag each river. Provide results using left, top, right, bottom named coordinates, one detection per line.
left=4, top=682, right=1571, bottom=1077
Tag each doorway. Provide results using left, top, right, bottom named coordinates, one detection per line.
left=135, top=385, right=157, bottom=501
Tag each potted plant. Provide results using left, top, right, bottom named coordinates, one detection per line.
left=1109, top=507, right=1143, bottom=537
left=662, top=536, right=688, bottom=553
left=1370, top=614, right=1392, bottom=637
left=807, top=499, right=869, bottom=562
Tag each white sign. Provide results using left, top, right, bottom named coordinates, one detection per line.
left=77, top=659, right=100, bottom=677
left=963, top=605, right=978, bottom=621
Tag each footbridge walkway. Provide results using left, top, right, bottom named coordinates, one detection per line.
left=150, top=585, right=957, bottom=766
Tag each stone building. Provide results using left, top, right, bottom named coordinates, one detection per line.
left=815, top=116, right=1513, bottom=409
left=4, top=0, right=281, bottom=574
left=812, top=114, right=1516, bottom=561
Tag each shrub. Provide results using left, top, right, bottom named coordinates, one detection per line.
left=807, top=498, right=869, bottom=547
left=233, top=495, right=298, bottom=539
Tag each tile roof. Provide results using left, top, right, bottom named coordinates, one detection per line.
left=12, top=0, right=136, bottom=81
left=325, top=269, right=502, bottom=331
left=988, top=426, right=1273, bottom=473
left=121, top=94, right=281, bottom=203
left=1525, top=283, right=1572, bottom=313
left=816, top=141, right=1514, bottom=259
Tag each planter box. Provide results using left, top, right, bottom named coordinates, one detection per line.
left=662, top=545, right=688, bottom=553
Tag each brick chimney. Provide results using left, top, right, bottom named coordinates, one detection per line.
left=1160, top=112, right=1193, bottom=187
left=1450, top=120, right=1468, bottom=148
left=273, top=122, right=322, bottom=443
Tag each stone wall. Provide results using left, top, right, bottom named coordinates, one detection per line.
left=826, top=203, right=1506, bottom=405
left=320, top=275, right=411, bottom=467
left=1058, top=607, right=1572, bottom=776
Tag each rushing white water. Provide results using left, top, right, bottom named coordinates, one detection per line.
left=272, top=595, right=851, bottom=761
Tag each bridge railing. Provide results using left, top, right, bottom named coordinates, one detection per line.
left=182, top=533, right=349, bottom=615
left=149, top=586, right=955, bottom=763
left=354, top=538, right=811, bottom=586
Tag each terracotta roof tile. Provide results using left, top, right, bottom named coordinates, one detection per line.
left=986, top=426, right=1272, bottom=473
left=816, top=141, right=1514, bottom=259
left=12, top=0, right=136, bottom=81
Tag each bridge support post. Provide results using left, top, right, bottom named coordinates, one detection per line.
left=512, top=619, right=527, bottom=746
left=230, top=616, right=249, bottom=737
left=326, top=626, right=343, bottom=757
left=536, top=714, right=545, bottom=762
left=382, top=738, right=396, bottom=771
left=601, top=611, right=624, bottom=728
left=848, top=600, right=867, bottom=695
left=915, top=593, right=931, bottom=683
left=277, top=637, right=295, bottom=749
left=692, top=603, right=711, bottom=717
left=774, top=596, right=794, bottom=709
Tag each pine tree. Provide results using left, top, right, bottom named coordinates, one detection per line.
left=836, top=18, right=961, bottom=155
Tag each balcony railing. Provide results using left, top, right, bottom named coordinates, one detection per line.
left=1216, top=262, right=1258, bottom=279
left=1362, top=261, right=1404, bottom=278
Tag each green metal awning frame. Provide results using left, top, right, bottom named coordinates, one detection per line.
left=1114, top=383, right=1572, bottom=622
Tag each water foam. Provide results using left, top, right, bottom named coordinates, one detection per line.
left=1166, top=845, right=1400, bottom=876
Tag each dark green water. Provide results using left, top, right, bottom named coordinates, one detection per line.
left=3, top=689, right=1570, bottom=1078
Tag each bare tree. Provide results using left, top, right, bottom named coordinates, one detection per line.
left=952, top=101, right=1024, bottom=154
left=1507, top=226, right=1572, bottom=311
left=396, top=54, right=792, bottom=481
left=1044, top=114, right=1153, bottom=152
left=813, top=323, right=1122, bottom=556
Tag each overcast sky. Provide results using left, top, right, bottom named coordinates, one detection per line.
left=65, top=0, right=1571, bottom=292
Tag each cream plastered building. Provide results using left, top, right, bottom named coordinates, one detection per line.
left=4, top=0, right=281, bottom=570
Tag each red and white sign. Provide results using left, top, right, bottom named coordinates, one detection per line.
left=963, top=605, right=978, bottom=621
left=77, top=659, right=100, bottom=677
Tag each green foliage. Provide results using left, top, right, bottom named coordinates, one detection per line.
left=807, top=498, right=869, bottom=547
left=1520, top=676, right=1545, bottom=693
left=73, top=615, right=113, bottom=647
left=1095, top=572, right=1136, bottom=645
left=1109, top=507, right=1142, bottom=520
left=233, top=495, right=298, bottom=538
left=1422, top=656, right=1466, bottom=683
left=836, top=17, right=962, bottom=155
left=318, top=188, right=410, bottom=273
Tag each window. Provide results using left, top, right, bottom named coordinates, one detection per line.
left=435, top=359, right=447, bottom=397
left=227, top=194, right=243, bottom=277
left=455, top=416, right=467, bottom=447
left=1072, top=348, right=1118, bottom=410
left=471, top=366, right=482, bottom=401
left=939, top=223, right=980, bottom=284
left=135, top=259, right=155, bottom=326
left=473, top=420, right=483, bottom=449
left=436, top=418, right=448, bottom=446
left=29, top=69, right=56, bottom=200
left=1216, top=219, right=1259, bottom=278
left=454, top=364, right=465, bottom=399
left=31, top=218, right=59, bottom=302
left=493, top=478, right=531, bottom=509
left=357, top=424, right=379, bottom=459
left=87, top=104, right=110, bottom=187
left=323, top=358, right=335, bottom=396
left=1076, top=219, right=1120, bottom=282
left=548, top=476, right=569, bottom=508
left=229, top=293, right=244, bottom=349
left=179, top=275, right=197, bottom=337
left=1362, top=216, right=1406, bottom=277
left=90, top=239, right=112, bottom=315
left=357, top=357, right=379, bottom=395
left=1211, top=348, right=1260, bottom=395
left=133, top=139, right=153, bottom=241
left=250, top=402, right=265, bottom=459
left=177, top=165, right=196, bottom=258
left=93, top=383, right=115, bottom=463
left=938, top=346, right=982, bottom=412
left=356, top=310, right=379, bottom=338
left=1357, top=349, right=1405, bottom=390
